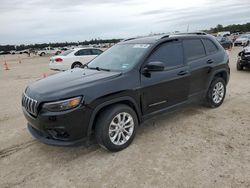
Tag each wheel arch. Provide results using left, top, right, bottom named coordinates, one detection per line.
left=206, top=69, right=229, bottom=92
left=71, top=61, right=82, bottom=69
left=87, top=96, right=142, bottom=137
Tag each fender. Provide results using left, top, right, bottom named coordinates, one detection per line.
left=206, top=68, right=229, bottom=92
left=87, top=96, right=142, bottom=137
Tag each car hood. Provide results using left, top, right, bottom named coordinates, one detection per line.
left=26, top=68, right=122, bottom=101
left=243, top=46, right=250, bottom=53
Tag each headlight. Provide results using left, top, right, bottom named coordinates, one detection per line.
left=43, top=96, right=82, bottom=112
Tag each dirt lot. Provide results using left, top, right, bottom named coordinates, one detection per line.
left=0, top=48, right=250, bottom=188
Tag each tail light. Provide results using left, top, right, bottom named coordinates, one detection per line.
left=55, top=58, right=63, bottom=62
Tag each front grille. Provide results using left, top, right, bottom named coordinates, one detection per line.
left=22, top=93, right=38, bottom=116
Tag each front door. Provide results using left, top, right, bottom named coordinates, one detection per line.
left=141, top=40, right=190, bottom=115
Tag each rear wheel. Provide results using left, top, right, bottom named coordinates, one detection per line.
left=206, top=77, right=226, bottom=108
left=95, top=104, right=138, bottom=152
left=71, top=62, right=82, bottom=69
left=40, top=52, right=45, bottom=56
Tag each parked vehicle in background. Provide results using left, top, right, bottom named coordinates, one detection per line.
left=217, top=31, right=230, bottom=37
left=0, top=51, right=11, bottom=55
left=49, top=48, right=103, bottom=71
left=234, top=34, right=250, bottom=46
left=22, top=33, right=230, bottom=152
left=37, top=47, right=61, bottom=56
left=229, top=32, right=241, bottom=42
left=10, top=50, right=16, bottom=55
left=237, top=45, right=250, bottom=70
left=60, top=47, right=70, bottom=51
left=216, top=36, right=233, bottom=49
left=16, top=49, right=29, bottom=54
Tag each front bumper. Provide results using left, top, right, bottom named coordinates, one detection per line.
left=238, top=54, right=250, bottom=67
left=27, top=124, right=87, bottom=146
left=238, top=59, right=250, bottom=67
left=23, top=105, right=92, bottom=146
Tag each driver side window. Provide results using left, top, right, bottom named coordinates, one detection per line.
left=147, top=41, right=184, bottom=69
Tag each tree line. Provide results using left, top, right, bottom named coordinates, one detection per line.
left=205, top=22, right=250, bottom=33
left=0, top=38, right=121, bottom=52
left=1, top=22, right=250, bottom=52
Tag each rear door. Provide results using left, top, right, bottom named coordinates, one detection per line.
left=75, top=49, right=93, bottom=64
left=141, top=40, right=190, bottom=115
left=183, top=39, right=209, bottom=96
left=91, top=49, right=103, bottom=57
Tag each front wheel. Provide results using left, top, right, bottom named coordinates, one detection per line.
left=95, top=104, right=138, bottom=152
left=206, top=77, right=226, bottom=108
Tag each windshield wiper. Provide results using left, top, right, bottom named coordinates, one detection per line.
left=88, top=66, right=110, bottom=72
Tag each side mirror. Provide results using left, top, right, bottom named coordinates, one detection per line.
left=143, top=61, right=165, bottom=72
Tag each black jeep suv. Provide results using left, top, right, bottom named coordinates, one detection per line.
left=22, top=33, right=230, bottom=152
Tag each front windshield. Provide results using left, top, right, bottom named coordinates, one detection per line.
left=88, top=43, right=150, bottom=71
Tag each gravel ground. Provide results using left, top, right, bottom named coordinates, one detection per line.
left=0, top=48, right=250, bottom=188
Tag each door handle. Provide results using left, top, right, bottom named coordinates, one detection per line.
left=177, top=70, right=188, bottom=76
left=207, top=59, right=214, bottom=64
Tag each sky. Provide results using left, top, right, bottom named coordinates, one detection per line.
left=0, top=0, right=249, bottom=45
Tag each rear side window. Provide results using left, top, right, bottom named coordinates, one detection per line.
left=147, top=42, right=184, bottom=69
left=91, top=49, right=103, bottom=55
left=183, top=39, right=206, bottom=61
left=60, top=49, right=74, bottom=56
left=75, top=49, right=91, bottom=56
left=203, top=39, right=218, bottom=54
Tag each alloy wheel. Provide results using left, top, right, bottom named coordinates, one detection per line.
left=109, top=112, right=134, bottom=146
left=212, top=82, right=225, bottom=104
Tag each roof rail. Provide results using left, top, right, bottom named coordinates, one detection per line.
left=160, top=35, right=170, bottom=39
left=123, top=37, right=137, bottom=42
left=173, top=32, right=207, bottom=35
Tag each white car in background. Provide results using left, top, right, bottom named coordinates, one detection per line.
left=37, top=47, right=61, bottom=56
left=234, top=34, right=250, bottom=46
left=49, top=48, right=103, bottom=71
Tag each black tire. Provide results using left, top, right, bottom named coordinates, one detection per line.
left=40, top=52, right=45, bottom=56
left=237, top=62, right=243, bottom=71
left=71, top=62, right=82, bottom=69
left=95, top=104, right=138, bottom=152
left=206, top=77, right=226, bottom=108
